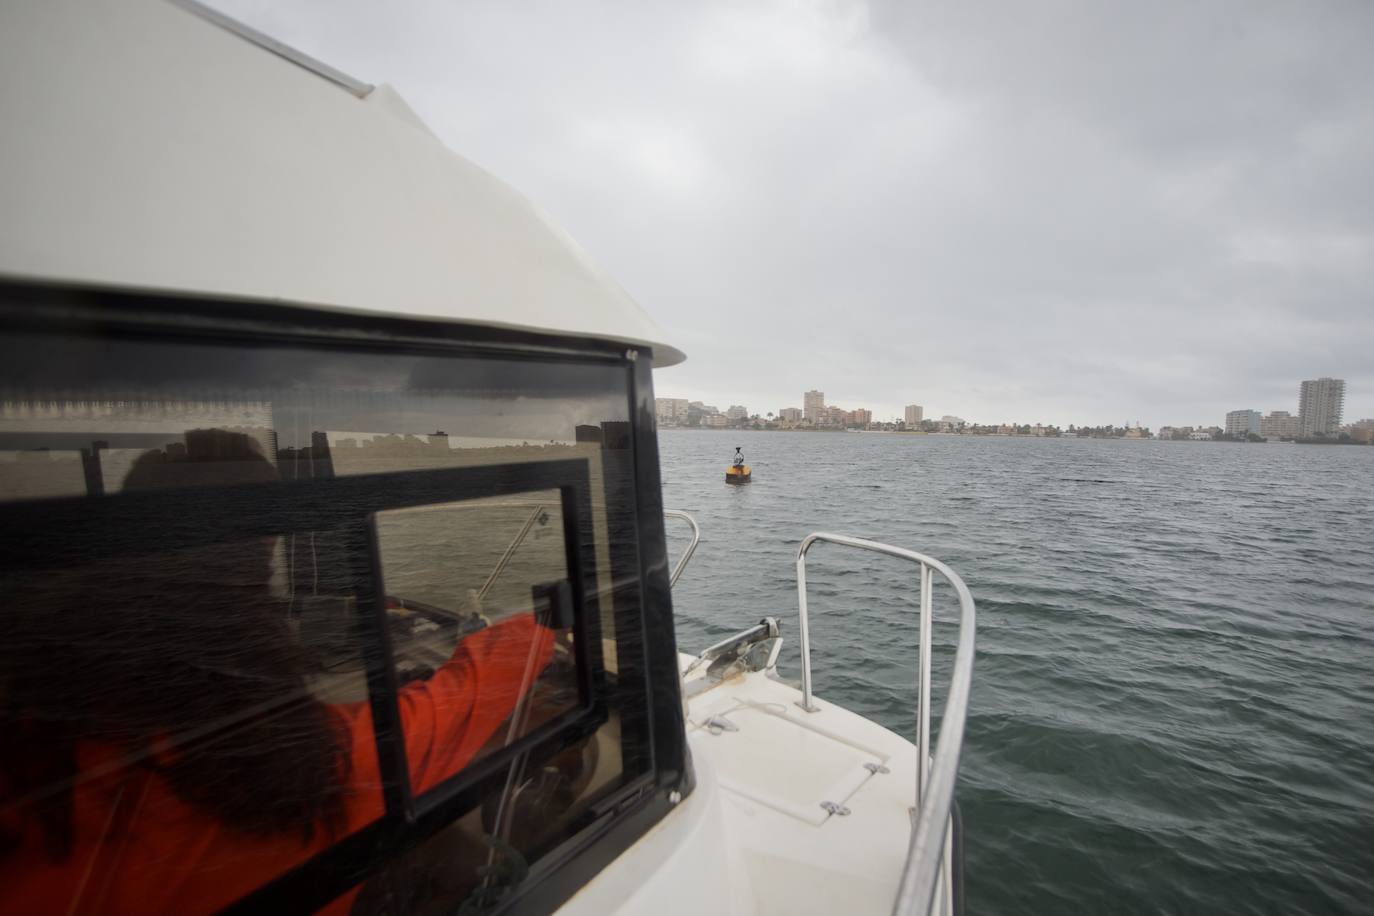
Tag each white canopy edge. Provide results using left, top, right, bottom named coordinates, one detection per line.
left=0, top=0, right=685, bottom=366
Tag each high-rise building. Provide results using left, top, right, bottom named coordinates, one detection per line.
left=803, top=389, right=825, bottom=423
left=904, top=404, right=923, bottom=426
left=849, top=408, right=872, bottom=427
left=1224, top=409, right=1261, bottom=437
left=778, top=407, right=802, bottom=423
left=726, top=405, right=748, bottom=420
left=1298, top=378, right=1345, bottom=437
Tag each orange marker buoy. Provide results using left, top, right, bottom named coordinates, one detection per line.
left=725, top=446, right=752, bottom=484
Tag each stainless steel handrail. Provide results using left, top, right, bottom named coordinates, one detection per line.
left=794, top=533, right=976, bottom=916
left=664, top=509, right=700, bottom=588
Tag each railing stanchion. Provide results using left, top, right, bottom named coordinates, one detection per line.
left=917, top=561, right=933, bottom=807
left=796, top=539, right=818, bottom=712
left=940, top=818, right=955, bottom=916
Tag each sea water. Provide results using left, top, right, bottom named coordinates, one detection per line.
left=660, top=430, right=1373, bottom=916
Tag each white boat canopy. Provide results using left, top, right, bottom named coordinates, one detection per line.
left=0, top=0, right=685, bottom=366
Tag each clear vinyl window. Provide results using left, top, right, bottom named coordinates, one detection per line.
left=0, top=328, right=654, bottom=915
left=374, top=492, right=585, bottom=784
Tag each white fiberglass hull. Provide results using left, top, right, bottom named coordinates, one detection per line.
left=557, top=659, right=925, bottom=915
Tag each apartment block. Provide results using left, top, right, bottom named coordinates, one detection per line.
left=1224, top=409, right=1261, bottom=437
left=1260, top=410, right=1299, bottom=440
left=654, top=397, right=690, bottom=425
left=1298, top=378, right=1345, bottom=437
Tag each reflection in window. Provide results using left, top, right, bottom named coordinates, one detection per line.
left=1, top=432, right=382, bottom=914
left=1, top=333, right=652, bottom=914
left=0, top=450, right=86, bottom=500
left=376, top=492, right=582, bottom=780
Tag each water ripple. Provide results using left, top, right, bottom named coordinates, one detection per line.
left=660, top=431, right=1374, bottom=916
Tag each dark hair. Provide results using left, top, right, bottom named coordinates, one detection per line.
left=1, top=429, right=349, bottom=860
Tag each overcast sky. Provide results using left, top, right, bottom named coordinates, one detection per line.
left=214, top=0, right=1372, bottom=428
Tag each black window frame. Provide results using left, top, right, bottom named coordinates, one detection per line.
left=365, top=462, right=612, bottom=822
left=0, top=279, right=693, bottom=915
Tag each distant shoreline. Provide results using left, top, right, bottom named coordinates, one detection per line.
left=656, top=427, right=1371, bottom=444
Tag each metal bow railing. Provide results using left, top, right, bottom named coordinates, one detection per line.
left=794, top=533, right=976, bottom=916
left=664, top=509, right=700, bottom=588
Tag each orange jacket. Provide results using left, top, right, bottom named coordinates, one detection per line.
left=1, top=614, right=554, bottom=915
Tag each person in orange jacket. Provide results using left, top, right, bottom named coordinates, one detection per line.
left=0, top=431, right=557, bottom=914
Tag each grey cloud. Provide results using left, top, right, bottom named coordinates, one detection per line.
left=212, top=0, right=1374, bottom=427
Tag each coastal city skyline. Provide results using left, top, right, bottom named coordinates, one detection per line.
left=657, top=377, right=1372, bottom=443
left=217, top=3, right=1374, bottom=450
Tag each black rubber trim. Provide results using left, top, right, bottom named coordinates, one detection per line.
left=628, top=356, right=693, bottom=796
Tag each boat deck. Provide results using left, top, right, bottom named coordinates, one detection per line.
left=686, top=662, right=921, bottom=913
left=560, top=657, right=922, bottom=915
